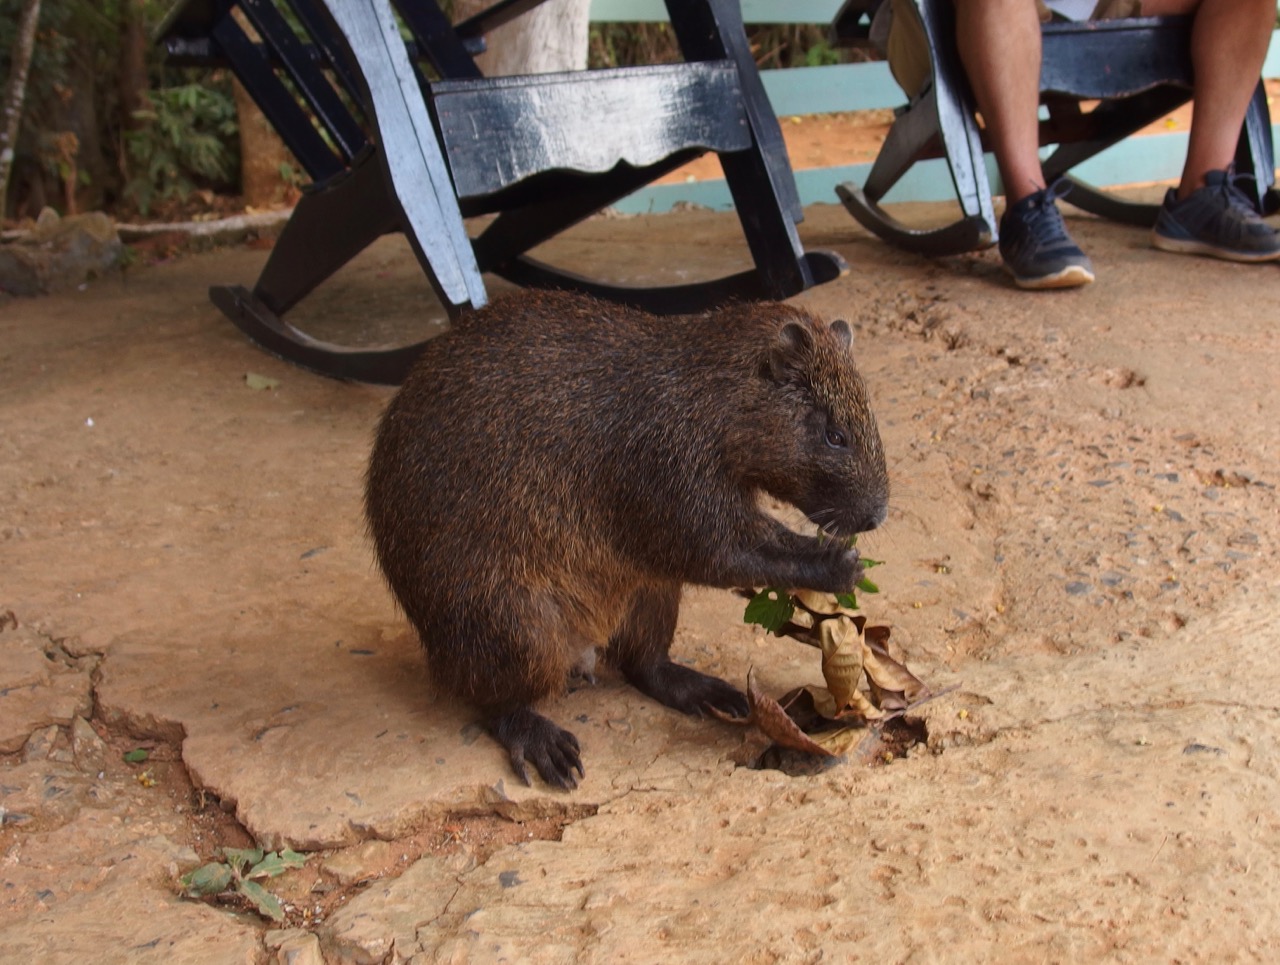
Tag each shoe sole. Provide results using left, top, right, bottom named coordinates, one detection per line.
left=1151, top=232, right=1280, bottom=263
left=1005, top=263, right=1095, bottom=290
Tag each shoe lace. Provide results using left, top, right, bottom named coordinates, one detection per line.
left=1016, top=178, right=1075, bottom=244
left=1215, top=165, right=1264, bottom=222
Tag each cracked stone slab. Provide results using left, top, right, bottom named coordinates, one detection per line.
left=0, top=626, right=93, bottom=753
left=96, top=588, right=926, bottom=850
left=6, top=205, right=1280, bottom=961
left=315, top=587, right=1280, bottom=961
left=0, top=804, right=260, bottom=963
left=324, top=854, right=471, bottom=964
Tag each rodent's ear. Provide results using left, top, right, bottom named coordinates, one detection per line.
left=767, top=322, right=813, bottom=383
left=829, top=319, right=853, bottom=350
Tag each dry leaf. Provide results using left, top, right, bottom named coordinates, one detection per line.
left=245, top=372, right=280, bottom=391
left=799, top=684, right=838, bottom=720
left=746, top=670, right=836, bottom=758
left=793, top=589, right=844, bottom=615
left=862, top=633, right=930, bottom=708
left=809, top=725, right=867, bottom=756
left=819, top=615, right=864, bottom=711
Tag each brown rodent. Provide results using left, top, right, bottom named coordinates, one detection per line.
left=365, top=290, right=889, bottom=789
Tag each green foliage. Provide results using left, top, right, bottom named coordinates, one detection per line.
left=744, top=588, right=796, bottom=633
left=745, top=556, right=883, bottom=629
left=0, top=0, right=77, bottom=122
left=123, top=81, right=239, bottom=215
left=802, top=39, right=842, bottom=68
left=122, top=748, right=149, bottom=763
left=589, top=21, right=853, bottom=72
left=748, top=24, right=854, bottom=70
left=180, top=846, right=308, bottom=922
left=588, top=22, right=680, bottom=69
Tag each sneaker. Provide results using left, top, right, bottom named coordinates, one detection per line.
left=998, top=180, right=1095, bottom=290
left=1152, top=168, right=1280, bottom=263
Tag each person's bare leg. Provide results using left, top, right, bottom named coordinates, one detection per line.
left=953, top=0, right=1045, bottom=203
left=1147, top=0, right=1280, bottom=261
left=954, top=0, right=1094, bottom=287
left=1145, top=0, right=1273, bottom=198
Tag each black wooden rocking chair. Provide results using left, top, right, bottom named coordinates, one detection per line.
left=159, top=0, right=845, bottom=383
left=831, top=0, right=1278, bottom=257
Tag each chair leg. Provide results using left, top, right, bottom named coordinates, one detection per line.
left=664, top=0, right=828, bottom=298
left=837, top=0, right=996, bottom=257
left=918, top=0, right=996, bottom=233
left=861, top=92, right=943, bottom=202
left=210, top=286, right=428, bottom=385
left=252, top=151, right=399, bottom=317
left=319, top=0, right=489, bottom=314
left=1235, top=80, right=1277, bottom=214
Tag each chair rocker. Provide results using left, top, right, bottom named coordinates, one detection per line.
left=160, top=0, right=846, bottom=383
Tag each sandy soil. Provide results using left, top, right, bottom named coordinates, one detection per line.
left=2, top=191, right=1279, bottom=962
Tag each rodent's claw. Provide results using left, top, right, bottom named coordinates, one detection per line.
left=696, top=678, right=750, bottom=721
left=509, top=753, right=533, bottom=788
left=624, top=661, right=749, bottom=722
left=491, top=708, right=583, bottom=791
left=534, top=734, right=585, bottom=791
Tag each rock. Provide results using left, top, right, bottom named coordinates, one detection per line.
left=22, top=724, right=60, bottom=762
left=71, top=717, right=107, bottom=774
left=320, top=840, right=398, bottom=886
left=322, top=854, right=468, bottom=964
left=265, top=929, right=325, bottom=965
left=0, top=210, right=123, bottom=296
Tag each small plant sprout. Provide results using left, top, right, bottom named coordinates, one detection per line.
left=179, top=847, right=308, bottom=921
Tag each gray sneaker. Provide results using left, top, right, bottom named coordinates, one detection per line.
left=1152, top=168, right=1280, bottom=263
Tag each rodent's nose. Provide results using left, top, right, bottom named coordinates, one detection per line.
left=857, top=501, right=888, bottom=533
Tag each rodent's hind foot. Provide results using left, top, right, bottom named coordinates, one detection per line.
left=490, top=707, right=584, bottom=791
left=623, top=661, right=749, bottom=720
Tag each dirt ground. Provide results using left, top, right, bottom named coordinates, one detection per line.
left=3, top=182, right=1280, bottom=963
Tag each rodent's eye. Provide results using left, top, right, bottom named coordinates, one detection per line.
left=825, top=427, right=847, bottom=450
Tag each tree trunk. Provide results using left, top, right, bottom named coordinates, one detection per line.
left=453, top=0, right=592, bottom=76
left=117, top=0, right=148, bottom=133
left=0, top=0, right=42, bottom=223
left=232, top=79, right=298, bottom=208
left=229, top=10, right=299, bottom=208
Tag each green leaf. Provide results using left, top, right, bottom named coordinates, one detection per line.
left=835, top=592, right=858, bottom=610
left=743, top=588, right=795, bottom=633
left=123, top=748, right=148, bottom=763
left=237, top=879, right=285, bottom=921
left=856, top=576, right=880, bottom=594
left=181, top=862, right=234, bottom=896
left=222, top=847, right=264, bottom=872
left=247, top=849, right=308, bottom=879
left=861, top=557, right=884, bottom=569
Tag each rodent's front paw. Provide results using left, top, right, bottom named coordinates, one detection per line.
left=810, top=543, right=863, bottom=594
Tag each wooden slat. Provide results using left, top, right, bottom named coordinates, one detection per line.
left=597, top=16, right=1280, bottom=211
left=589, top=0, right=845, bottom=24
left=609, top=126, right=1280, bottom=213
left=763, top=62, right=902, bottom=117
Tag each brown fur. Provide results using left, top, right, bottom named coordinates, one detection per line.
left=365, top=290, right=889, bottom=788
